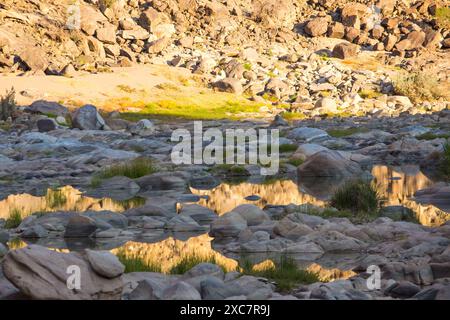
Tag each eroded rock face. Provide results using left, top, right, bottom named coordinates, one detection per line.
left=2, top=245, right=123, bottom=300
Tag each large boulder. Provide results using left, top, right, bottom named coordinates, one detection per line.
left=297, top=150, right=362, bottom=178
left=17, top=46, right=49, bottom=72
left=85, top=250, right=125, bottom=279
left=139, top=7, right=170, bottom=33
left=25, top=100, right=69, bottom=117
left=332, top=43, right=358, bottom=59
left=37, top=118, right=58, bottom=132
left=179, top=204, right=218, bottom=224
left=64, top=215, right=98, bottom=238
left=304, top=18, right=329, bottom=37
left=288, top=127, right=329, bottom=142
left=232, top=204, right=270, bottom=226
left=209, top=211, right=248, bottom=238
left=90, top=176, right=140, bottom=201
left=72, top=105, right=106, bottom=130
left=2, top=245, right=123, bottom=299
left=162, top=281, right=201, bottom=300
left=212, top=78, right=243, bottom=94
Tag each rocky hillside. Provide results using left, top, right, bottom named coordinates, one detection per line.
left=0, top=0, right=448, bottom=121
left=0, top=0, right=449, bottom=73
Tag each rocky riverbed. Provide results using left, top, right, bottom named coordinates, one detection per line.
left=0, top=100, right=449, bottom=300
left=0, top=0, right=449, bottom=301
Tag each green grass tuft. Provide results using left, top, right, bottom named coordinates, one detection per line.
left=330, top=179, right=379, bottom=214
left=240, top=256, right=320, bottom=292
left=91, top=157, right=155, bottom=187
left=327, top=127, right=369, bottom=138
left=115, top=249, right=162, bottom=273
left=416, top=132, right=450, bottom=140
left=45, top=188, right=67, bottom=209
left=4, top=208, right=23, bottom=229
left=279, top=144, right=298, bottom=153
left=287, top=158, right=304, bottom=167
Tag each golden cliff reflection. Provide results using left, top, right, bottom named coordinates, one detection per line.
left=110, top=234, right=239, bottom=273
left=191, top=179, right=326, bottom=215
left=191, top=165, right=449, bottom=226
left=0, top=186, right=134, bottom=219
left=372, top=165, right=449, bottom=226
left=109, top=237, right=354, bottom=282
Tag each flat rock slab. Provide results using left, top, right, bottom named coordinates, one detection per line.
left=2, top=245, right=123, bottom=300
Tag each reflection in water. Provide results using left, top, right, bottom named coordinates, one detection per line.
left=191, top=165, right=449, bottom=226
left=0, top=186, right=139, bottom=219
left=110, top=234, right=238, bottom=273
left=372, top=165, right=448, bottom=226
left=9, top=235, right=354, bottom=282
left=191, top=180, right=326, bottom=215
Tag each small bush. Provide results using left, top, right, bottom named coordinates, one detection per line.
left=241, top=256, right=320, bottom=292
left=0, top=88, right=16, bottom=121
left=91, top=157, right=155, bottom=187
left=393, top=71, right=447, bottom=103
left=330, top=179, right=379, bottom=213
left=5, top=208, right=23, bottom=229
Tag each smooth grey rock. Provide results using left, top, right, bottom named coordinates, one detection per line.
left=288, top=127, right=329, bottom=142
left=200, top=277, right=242, bottom=300
left=165, top=215, right=206, bottom=232
left=185, top=263, right=225, bottom=279
left=83, top=211, right=128, bottom=229
left=179, top=204, right=217, bottom=223
left=130, top=119, right=155, bottom=136
left=0, top=230, right=9, bottom=243
left=135, top=173, right=187, bottom=191
left=85, top=249, right=125, bottom=279
left=209, top=211, right=248, bottom=238
left=128, top=279, right=162, bottom=300
left=37, top=118, right=58, bottom=132
left=162, top=281, right=201, bottom=300
left=64, top=215, right=98, bottom=238
left=2, top=245, right=123, bottom=299
left=25, top=100, right=69, bottom=117
left=385, top=281, right=421, bottom=298
left=90, top=176, right=140, bottom=201
left=232, top=204, right=270, bottom=226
